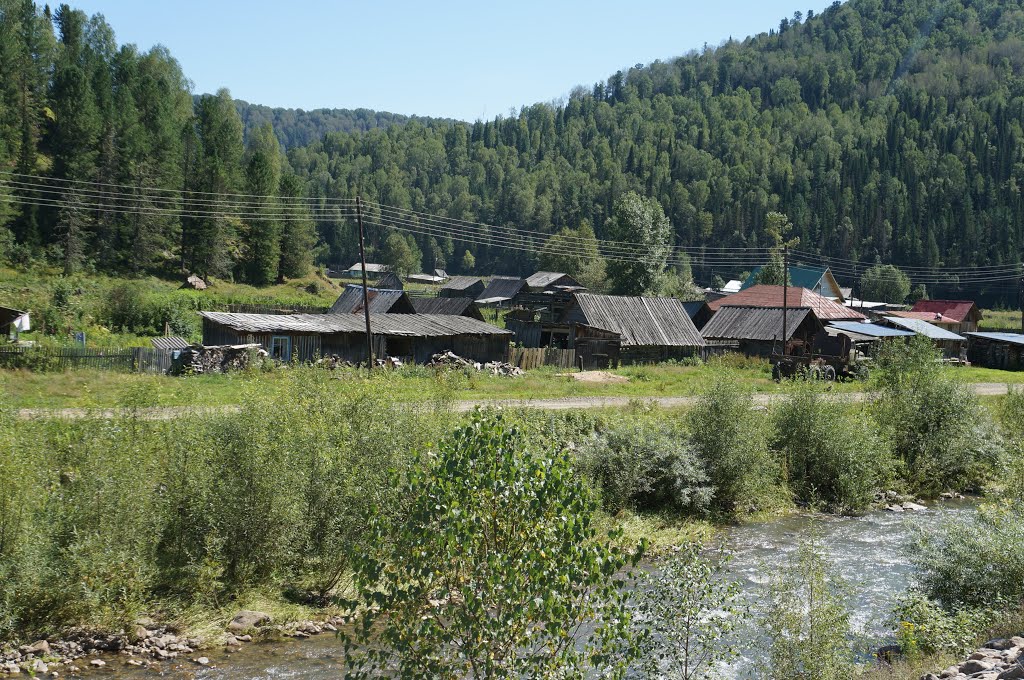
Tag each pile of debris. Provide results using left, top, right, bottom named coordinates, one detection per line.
left=428, top=351, right=524, bottom=377
left=171, top=344, right=267, bottom=375
left=314, top=354, right=355, bottom=370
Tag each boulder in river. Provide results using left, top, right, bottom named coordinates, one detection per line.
left=227, top=610, right=271, bottom=633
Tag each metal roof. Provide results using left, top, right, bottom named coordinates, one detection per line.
left=742, top=265, right=829, bottom=291
left=440, top=276, right=483, bottom=291
left=911, top=300, right=980, bottom=323
left=200, top=312, right=511, bottom=337
left=708, top=285, right=866, bottom=321
left=881, top=316, right=966, bottom=341
left=827, top=321, right=915, bottom=339
left=571, top=294, right=705, bottom=347
left=345, top=262, right=388, bottom=273
left=965, top=332, right=1024, bottom=347
left=701, top=306, right=814, bottom=341
left=329, top=285, right=412, bottom=314
left=151, top=336, right=191, bottom=350
left=477, top=276, right=526, bottom=302
left=886, top=310, right=959, bottom=325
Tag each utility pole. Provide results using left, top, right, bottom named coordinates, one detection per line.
left=1019, top=275, right=1023, bottom=334
left=356, top=196, right=374, bottom=370
left=781, top=245, right=789, bottom=355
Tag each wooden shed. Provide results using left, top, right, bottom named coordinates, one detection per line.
left=965, top=332, right=1024, bottom=370
left=410, top=297, right=485, bottom=321
left=199, top=312, right=511, bottom=364
left=524, top=271, right=582, bottom=292
left=562, top=293, right=705, bottom=365
left=439, top=276, right=485, bottom=299
left=701, top=306, right=824, bottom=357
left=476, top=276, right=527, bottom=303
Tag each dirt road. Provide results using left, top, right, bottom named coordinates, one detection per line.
left=14, top=383, right=1011, bottom=420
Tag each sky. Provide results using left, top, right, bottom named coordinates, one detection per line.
left=70, top=0, right=838, bottom=122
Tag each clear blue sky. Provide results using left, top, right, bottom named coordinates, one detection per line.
left=70, top=0, right=836, bottom=121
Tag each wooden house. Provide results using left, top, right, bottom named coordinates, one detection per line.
left=909, top=300, right=982, bottom=333
left=562, top=293, right=705, bottom=366
left=741, top=265, right=845, bottom=302
left=199, top=312, right=511, bottom=364
left=708, top=285, right=866, bottom=321
left=681, top=301, right=713, bottom=331
left=343, top=262, right=388, bottom=279
left=877, top=316, right=967, bottom=359
left=439, top=276, right=484, bottom=299
left=701, top=306, right=824, bottom=357
left=375, top=272, right=404, bottom=290
left=524, top=271, right=582, bottom=292
left=476, top=276, right=526, bottom=303
left=329, top=285, right=415, bottom=315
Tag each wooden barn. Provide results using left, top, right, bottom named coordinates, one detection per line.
left=965, top=332, right=1024, bottom=370
left=476, top=276, right=526, bottom=304
left=562, top=293, right=705, bottom=366
left=374, top=272, right=404, bottom=290
left=439, top=276, right=484, bottom=299
left=199, top=312, right=511, bottom=364
left=328, top=285, right=415, bottom=314
left=701, top=306, right=825, bottom=357
left=410, top=297, right=486, bottom=321
left=910, top=300, right=982, bottom=333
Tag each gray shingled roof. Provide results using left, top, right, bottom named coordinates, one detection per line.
left=151, top=336, right=191, bottom=350
left=572, top=294, right=705, bottom=347
left=200, top=312, right=511, bottom=337
left=701, top=306, right=813, bottom=342
left=411, top=297, right=483, bottom=319
left=477, top=276, right=526, bottom=302
left=525, top=271, right=580, bottom=290
left=329, top=285, right=411, bottom=314
left=440, top=276, right=483, bottom=291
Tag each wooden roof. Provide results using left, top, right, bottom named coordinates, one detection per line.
left=440, top=276, right=483, bottom=291
left=329, top=285, right=414, bottom=314
left=525, top=271, right=581, bottom=291
left=568, top=294, right=705, bottom=347
left=477, top=276, right=526, bottom=302
left=701, top=306, right=817, bottom=342
left=200, top=312, right=511, bottom=337
left=411, top=297, right=485, bottom=320
left=707, top=285, right=865, bottom=321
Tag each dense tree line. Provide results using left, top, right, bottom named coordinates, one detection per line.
left=2, top=0, right=1024, bottom=293
left=0, top=1, right=317, bottom=283
left=287, top=0, right=1024, bottom=290
left=232, top=99, right=450, bottom=149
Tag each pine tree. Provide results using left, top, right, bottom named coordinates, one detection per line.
left=241, top=122, right=281, bottom=284
left=56, top=187, right=89, bottom=274
left=278, top=173, right=317, bottom=279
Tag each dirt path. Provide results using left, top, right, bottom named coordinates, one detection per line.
left=14, top=383, right=1011, bottom=420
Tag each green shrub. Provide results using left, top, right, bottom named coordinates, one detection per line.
left=343, top=411, right=643, bottom=678
left=102, top=282, right=149, bottom=332
left=579, top=419, right=712, bottom=515
left=758, top=539, right=855, bottom=680
left=687, top=379, right=780, bottom=514
left=891, top=592, right=991, bottom=659
left=772, top=386, right=893, bottom=513
left=874, top=336, right=1003, bottom=495
left=911, top=501, right=1024, bottom=610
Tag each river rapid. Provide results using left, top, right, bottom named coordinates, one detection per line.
left=92, top=501, right=975, bottom=679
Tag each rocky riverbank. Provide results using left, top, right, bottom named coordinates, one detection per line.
left=0, top=610, right=344, bottom=676
left=921, top=636, right=1024, bottom=680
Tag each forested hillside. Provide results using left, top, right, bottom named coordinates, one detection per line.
left=1, top=0, right=1024, bottom=294
left=290, top=0, right=1024, bottom=284
left=231, top=99, right=450, bottom=149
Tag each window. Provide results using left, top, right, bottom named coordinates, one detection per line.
left=271, top=336, right=292, bottom=362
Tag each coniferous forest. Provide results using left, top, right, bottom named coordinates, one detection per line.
left=2, top=0, right=1024, bottom=296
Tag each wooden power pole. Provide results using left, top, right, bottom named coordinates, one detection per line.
left=356, top=196, right=374, bottom=369
left=781, top=245, right=789, bottom=355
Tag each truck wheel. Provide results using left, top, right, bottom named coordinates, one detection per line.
left=823, top=365, right=836, bottom=381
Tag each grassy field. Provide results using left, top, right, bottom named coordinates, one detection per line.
left=980, top=308, right=1023, bottom=331
left=3, top=358, right=1022, bottom=410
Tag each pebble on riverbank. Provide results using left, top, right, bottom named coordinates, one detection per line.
left=919, top=635, right=1024, bottom=680
left=0, top=612, right=347, bottom=675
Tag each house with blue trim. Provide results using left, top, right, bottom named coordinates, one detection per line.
left=741, top=266, right=845, bottom=302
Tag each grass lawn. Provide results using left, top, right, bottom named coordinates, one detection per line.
left=980, top=308, right=1023, bottom=331
left=6, top=355, right=1021, bottom=410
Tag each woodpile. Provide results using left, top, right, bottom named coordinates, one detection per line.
left=428, top=351, right=524, bottom=376
left=172, top=344, right=267, bottom=375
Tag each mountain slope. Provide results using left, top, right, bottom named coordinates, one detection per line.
left=288, top=0, right=1024, bottom=293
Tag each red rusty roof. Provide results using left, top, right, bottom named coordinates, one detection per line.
left=707, top=285, right=866, bottom=321
left=910, top=300, right=980, bottom=323
left=886, top=310, right=960, bottom=325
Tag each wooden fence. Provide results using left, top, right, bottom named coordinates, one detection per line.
left=506, top=346, right=576, bottom=370
left=0, top=346, right=175, bottom=373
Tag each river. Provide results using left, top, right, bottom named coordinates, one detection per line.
left=94, top=501, right=974, bottom=679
